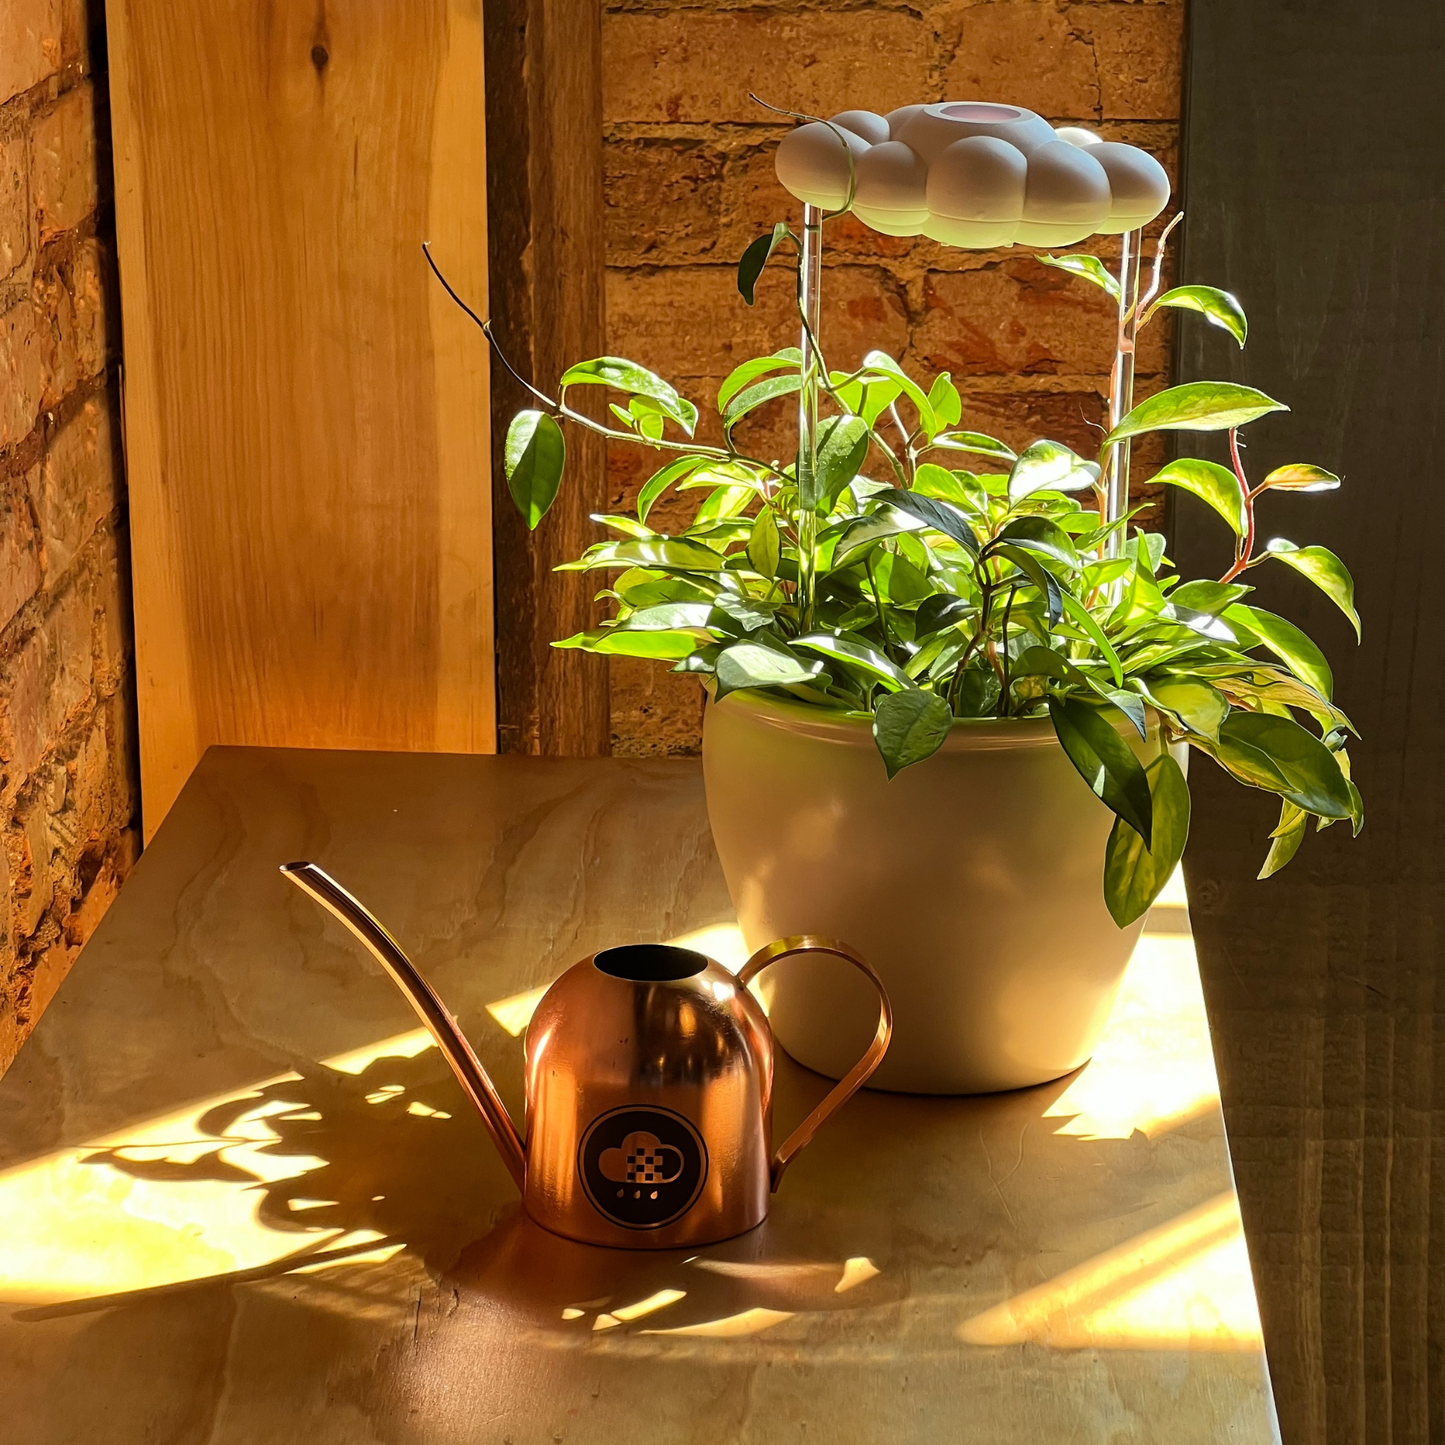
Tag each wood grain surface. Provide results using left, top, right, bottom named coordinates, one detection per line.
left=0, top=749, right=1276, bottom=1443
left=107, top=0, right=495, bottom=836
left=1176, top=5, right=1445, bottom=1441
left=483, top=0, right=611, bottom=757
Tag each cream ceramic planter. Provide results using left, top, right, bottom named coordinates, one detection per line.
left=702, top=689, right=1159, bottom=1095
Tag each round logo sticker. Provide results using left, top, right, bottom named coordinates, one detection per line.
left=578, top=1105, right=708, bottom=1230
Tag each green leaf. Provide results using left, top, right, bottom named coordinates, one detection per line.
left=992, top=544, right=1063, bottom=626
left=832, top=511, right=923, bottom=566
left=1214, top=711, right=1354, bottom=817
left=504, top=410, right=566, bottom=530
left=1036, top=251, right=1121, bottom=299
left=1104, top=753, right=1191, bottom=927
left=1260, top=540, right=1361, bottom=639
left=717, top=348, right=803, bottom=410
left=1169, top=580, right=1251, bottom=615
left=1225, top=604, right=1333, bottom=699
left=813, top=413, right=871, bottom=512
left=713, top=641, right=815, bottom=699
left=618, top=601, right=714, bottom=632
left=1259, top=463, right=1341, bottom=493
left=859, top=350, right=938, bottom=434
left=1146, top=285, right=1248, bottom=347
left=636, top=457, right=704, bottom=525
left=1013, top=645, right=1087, bottom=685
left=1259, top=799, right=1308, bottom=879
left=559, top=357, right=692, bottom=430
left=737, top=223, right=792, bottom=306
left=793, top=633, right=912, bottom=692
left=1151, top=458, right=1245, bottom=536
left=1088, top=680, right=1148, bottom=739
left=872, top=689, right=953, bottom=779
left=709, top=593, right=775, bottom=634
left=693, top=483, right=755, bottom=526
left=873, top=488, right=980, bottom=555
left=926, top=373, right=963, bottom=430
left=912, top=463, right=981, bottom=511
left=1106, top=382, right=1288, bottom=444
left=554, top=627, right=698, bottom=660
left=1049, top=696, right=1154, bottom=847
left=1060, top=592, right=1124, bottom=687
left=992, top=515, right=1080, bottom=567
left=597, top=513, right=663, bottom=542
left=724, top=372, right=803, bottom=426
left=569, top=537, right=729, bottom=573
left=746, top=507, right=780, bottom=579
left=1008, top=439, right=1100, bottom=499
left=914, top=594, right=972, bottom=637
left=1145, top=678, right=1227, bottom=740
left=930, top=431, right=1018, bottom=463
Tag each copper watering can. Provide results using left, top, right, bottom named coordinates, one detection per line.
left=281, top=862, right=893, bottom=1249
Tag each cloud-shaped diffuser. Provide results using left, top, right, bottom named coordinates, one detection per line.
left=775, top=102, right=1170, bottom=248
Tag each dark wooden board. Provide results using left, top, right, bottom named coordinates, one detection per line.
left=484, top=0, right=610, bottom=756
left=1175, top=5, right=1445, bottom=1441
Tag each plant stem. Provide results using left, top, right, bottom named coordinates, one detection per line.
left=864, top=551, right=892, bottom=649
left=1219, top=427, right=1255, bottom=583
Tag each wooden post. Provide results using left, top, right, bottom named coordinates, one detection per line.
left=483, top=0, right=611, bottom=756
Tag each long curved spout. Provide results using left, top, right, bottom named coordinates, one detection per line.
left=280, top=862, right=527, bottom=1193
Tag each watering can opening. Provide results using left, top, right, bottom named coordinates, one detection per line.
left=594, top=944, right=708, bottom=983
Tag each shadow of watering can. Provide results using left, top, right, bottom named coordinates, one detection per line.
left=281, top=863, right=892, bottom=1250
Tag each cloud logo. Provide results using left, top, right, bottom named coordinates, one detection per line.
left=598, top=1131, right=686, bottom=1185
left=775, top=101, right=1170, bottom=248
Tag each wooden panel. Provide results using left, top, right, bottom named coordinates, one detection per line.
left=1176, top=4, right=1445, bottom=1441
left=483, top=0, right=610, bottom=756
left=0, top=749, right=1275, bottom=1442
left=107, top=0, right=495, bottom=834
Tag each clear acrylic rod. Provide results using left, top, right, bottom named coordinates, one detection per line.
left=796, top=203, right=824, bottom=624
left=1103, top=227, right=1144, bottom=555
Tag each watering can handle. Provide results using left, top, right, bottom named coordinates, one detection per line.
left=737, top=936, right=893, bottom=1192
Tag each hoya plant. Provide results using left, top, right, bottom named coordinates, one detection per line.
left=424, top=204, right=1362, bottom=929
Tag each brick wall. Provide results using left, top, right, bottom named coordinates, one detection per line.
left=601, top=0, right=1183, bottom=755
left=0, top=0, right=137, bottom=1073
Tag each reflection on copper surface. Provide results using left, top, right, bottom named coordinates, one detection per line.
left=958, top=1192, right=1263, bottom=1351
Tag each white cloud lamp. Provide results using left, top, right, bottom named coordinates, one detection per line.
left=775, top=101, right=1171, bottom=249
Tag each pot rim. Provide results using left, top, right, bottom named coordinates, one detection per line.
left=706, top=686, right=1070, bottom=752
left=706, top=686, right=1156, bottom=753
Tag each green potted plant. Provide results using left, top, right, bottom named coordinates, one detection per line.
left=428, top=122, right=1361, bottom=1095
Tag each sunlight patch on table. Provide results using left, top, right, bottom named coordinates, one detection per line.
left=0, top=1026, right=436, bottom=1306
left=958, top=1192, right=1263, bottom=1352
left=1044, top=929, right=1220, bottom=1142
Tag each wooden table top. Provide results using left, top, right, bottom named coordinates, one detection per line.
left=0, top=747, right=1280, bottom=1444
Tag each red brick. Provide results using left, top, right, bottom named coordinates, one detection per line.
left=12, top=804, right=52, bottom=935
left=0, top=133, right=28, bottom=280
left=604, top=10, right=933, bottom=125
left=610, top=657, right=706, bottom=757
left=32, top=79, right=98, bottom=241
left=605, top=262, right=910, bottom=386
left=939, top=2, right=1100, bottom=120
left=37, top=391, right=117, bottom=574
left=0, top=468, right=41, bottom=630
left=605, top=134, right=724, bottom=266
left=88, top=527, right=130, bottom=692
left=0, top=0, right=62, bottom=106
left=0, top=296, right=43, bottom=446
left=5, top=581, right=92, bottom=777
left=1074, top=3, right=1184, bottom=121
left=913, top=258, right=1118, bottom=378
